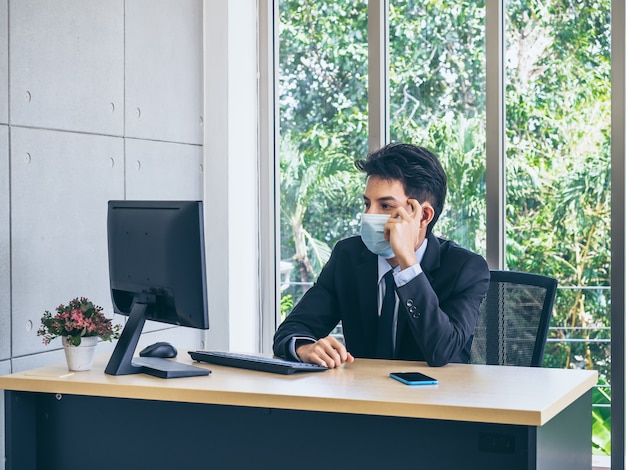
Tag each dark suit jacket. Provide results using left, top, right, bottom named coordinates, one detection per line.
left=273, top=233, right=490, bottom=366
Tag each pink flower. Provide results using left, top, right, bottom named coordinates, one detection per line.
left=37, top=297, right=122, bottom=345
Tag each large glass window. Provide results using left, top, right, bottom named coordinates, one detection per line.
left=389, top=0, right=486, bottom=255
left=504, top=1, right=611, bottom=456
left=278, top=1, right=368, bottom=315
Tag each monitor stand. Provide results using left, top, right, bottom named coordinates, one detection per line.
left=131, top=357, right=210, bottom=379
left=104, top=300, right=210, bottom=378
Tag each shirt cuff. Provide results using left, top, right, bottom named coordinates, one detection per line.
left=288, top=336, right=316, bottom=361
left=393, top=263, right=422, bottom=287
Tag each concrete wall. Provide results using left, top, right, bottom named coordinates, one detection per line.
left=0, top=1, right=209, bottom=466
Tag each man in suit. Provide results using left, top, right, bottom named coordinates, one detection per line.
left=273, top=143, right=490, bottom=368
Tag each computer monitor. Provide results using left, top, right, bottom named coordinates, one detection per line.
left=104, top=200, right=210, bottom=378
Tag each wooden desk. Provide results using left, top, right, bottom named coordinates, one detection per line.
left=1, top=354, right=597, bottom=470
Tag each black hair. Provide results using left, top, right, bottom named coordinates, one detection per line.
left=355, top=142, right=447, bottom=235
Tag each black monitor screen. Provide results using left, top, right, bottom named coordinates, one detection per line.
left=105, top=200, right=210, bottom=378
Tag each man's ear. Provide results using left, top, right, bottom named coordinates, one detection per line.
left=420, top=203, right=435, bottom=228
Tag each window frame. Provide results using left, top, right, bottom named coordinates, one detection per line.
left=611, top=0, right=626, bottom=467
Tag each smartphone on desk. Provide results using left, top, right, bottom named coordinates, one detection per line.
left=389, top=371, right=438, bottom=386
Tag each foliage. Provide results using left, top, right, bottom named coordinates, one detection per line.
left=503, top=0, right=611, bottom=386
left=389, top=0, right=486, bottom=128
left=279, top=137, right=359, bottom=281
left=279, top=0, right=369, bottom=158
left=280, top=293, right=294, bottom=321
left=279, top=0, right=368, bottom=284
left=38, top=297, right=121, bottom=346
left=592, top=376, right=611, bottom=455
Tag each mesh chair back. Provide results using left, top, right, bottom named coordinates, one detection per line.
left=470, top=270, right=557, bottom=367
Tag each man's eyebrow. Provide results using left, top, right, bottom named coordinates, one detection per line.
left=362, top=195, right=402, bottom=203
left=368, top=196, right=400, bottom=202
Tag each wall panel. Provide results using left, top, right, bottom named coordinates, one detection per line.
left=0, top=0, right=7, bottom=124
left=10, top=348, right=65, bottom=373
left=125, top=0, right=203, bottom=144
left=9, top=0, right=124, bottom=135
left=125, top=139, right=203, bottom=200
left=0, top=126, right=8, bottom=361
left=10, top=127, right=124, bottom=357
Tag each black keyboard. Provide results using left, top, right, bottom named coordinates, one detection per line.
left=188, top=350, right=329, bottom=375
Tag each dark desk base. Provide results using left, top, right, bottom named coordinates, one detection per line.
left=5, top=390, right=591, bottom=470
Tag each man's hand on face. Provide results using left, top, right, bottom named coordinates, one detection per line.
left=296, top=336, right=355, bottom=368
left=384, top=199, right=433, bottom=270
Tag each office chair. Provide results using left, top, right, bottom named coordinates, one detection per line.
left=470, top=270, right=558, bottom=367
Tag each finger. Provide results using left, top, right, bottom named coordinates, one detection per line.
left=407, top=199, right=422, bottom=218
left=315, top=350, right=339, bottom=368
left=308, top=340, right=338, bottom=368
left=322, top=340, right=346, bottom=367
left=394, top=206, right=412, bottom=220
left=305, top=346, right=330, bottom=367
left=329, top=338, right=352, bottom=364
left=420, top=200, right=433, bottom=212
left=319, top=336, right=352, bottom=367
left=299, top=342, right=332, bottom=367
left=315, top=354, right=330, bottom=368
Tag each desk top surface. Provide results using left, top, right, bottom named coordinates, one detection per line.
left=0, top=353, right=597, bottom=426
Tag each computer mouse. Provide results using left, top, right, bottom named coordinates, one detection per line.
left=139, top=342, right=178, bottom=358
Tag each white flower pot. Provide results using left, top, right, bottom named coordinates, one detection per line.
left=62, top=336, right=98, bottom=371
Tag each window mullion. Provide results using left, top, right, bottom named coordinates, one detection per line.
left=485, top=0, right=505, bottom=270
left=368, top=0, right=389, bottom=152
left=258, top=0, right=280, bottom=354
left=611, top=0, right=626, bottom=466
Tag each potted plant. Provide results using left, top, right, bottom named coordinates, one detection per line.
left=38, top=297, right=121, bottom=371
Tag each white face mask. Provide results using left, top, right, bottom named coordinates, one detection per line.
left=360, top=213, right=394, bottom=258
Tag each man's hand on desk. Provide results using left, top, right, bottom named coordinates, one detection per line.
left=296, top=336, right=355, bottom=369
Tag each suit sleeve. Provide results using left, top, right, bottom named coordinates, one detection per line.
left=396, top=252, right=489, bottom=366
left=272, top=247, right=343, bottom=360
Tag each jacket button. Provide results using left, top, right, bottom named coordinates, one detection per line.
left=406, top=299, right=414, bottom=307
left=409, top=306, right=417, bottom=314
